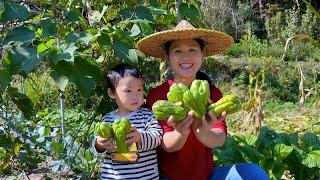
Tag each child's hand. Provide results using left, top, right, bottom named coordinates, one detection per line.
left=125, top=127, right=141, bottom=146
left=96, top=136, right=117, bottom=152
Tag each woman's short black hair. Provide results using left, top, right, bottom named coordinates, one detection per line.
left=196, top=71, right=214, bottom=86
left=163, top=39, right=206, bottom=55
left=107, top=64, right=143, bottom=90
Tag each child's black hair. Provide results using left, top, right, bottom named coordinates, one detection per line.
left=107, top=64, right=143, bottom=90
left=163, top=39, right=206, bottom=55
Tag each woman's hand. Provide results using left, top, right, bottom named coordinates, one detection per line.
left=192, top=99, right=227, bottom=148
left=125, top=127, right=141, bottom=147
left=195, top=111, right=226, bottom=133
left=95, top=136, right=117, bottom=152
left=161, top=111, right=195, bottom=152
left=196, top=98, right=226, bottom=130
left=167, top=111, right=194, bottom=136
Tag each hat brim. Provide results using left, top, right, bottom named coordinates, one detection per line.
left=137, top=28, right=234, bottom=59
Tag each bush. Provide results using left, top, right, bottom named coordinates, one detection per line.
left=214, top=127, right=320, bottom=180
left=201, top=0, right=263, bottom=40
left=226, top=34, right=271, bottom=57
left=265, top=7, right=319, bottom=43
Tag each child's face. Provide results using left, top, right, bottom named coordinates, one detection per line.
left=108, top=76, right=144, bottom=114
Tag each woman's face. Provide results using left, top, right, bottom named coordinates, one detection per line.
left=168, top=39, right=204, bottom=82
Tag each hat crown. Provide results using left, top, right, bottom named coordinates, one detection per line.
left=174, top=20, right=196, bottom=30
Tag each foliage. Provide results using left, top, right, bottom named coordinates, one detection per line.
left=218, top=55, right=319, bottom=103
left=0, top=0, right=203, bottom=177
left=0, top=107, right=103, bottom=177
left=214, top=127, right=320, bottom=180
left=25, top=70, right=58, bottom=109
left=226, top=33, right=320, bottom=61
left=201, top=0, right=263, bottom=40
left=227, top=34, right=271, bottom=58
left=265, top=7, right=319, bottom=44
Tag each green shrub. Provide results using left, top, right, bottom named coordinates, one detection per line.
left=214, top=127, right=320, bottom=180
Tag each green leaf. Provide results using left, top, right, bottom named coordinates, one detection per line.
left=271, top=161, right=286, bottom=179
left=233, top=134, right=258, bottom=145
left=259, top=157, right=274, bottom=171
left=0, top=1, right=29, bottom=22
left=136, top=6, right=154, bottom=22
left=0, top=1, right=4, bottom=18
left=300, top=132, right=320, bottom=151
left=291, top=145, right=306, bottom=161
left=256, top=126, right=277, bottom=149
left=37, top=108, right=51, bottom=118
left=49, top=44, right=77, bottom=64
left=3, top=27, right=35, bottom=45
left=0, top=147, right=6, bottom=157
left=46, top=39, right=56, bottom=48
left=50, top=61, right=73, bottom=85
left=37, top=39, right=56, bottom=53
left=71, top=57, right=100, bottom=98
left=60, top=43, right=77, bottom=63
left=7, top=87, right=34, bottom=119
left=246, top=135, right=258, bottom=146
left=14, top=144, right=23, bottom=157
left=51, top=57, right=100, bottom=98
left=67, top=10, right=81, bottom=23
left=179, top=3, right=199, bottom=20
left=67, top=32, right=95, bottom=45
left=68, top=31, right=97, bottom=45
left=278, top=132, right=298, bottom=145
left=40, top=19, right=57, bottom=37
left=51, top=141, right=64, bottom=156
left=239, top=145, right=264, bottom=162
left=79, top=32, right=94, bottom=44
left=50, top=72, right=69, bottom=92
left=0, top=69, right=11, bottom=93
left=149, top=7, right=167, bottom=15
left=274, top=143, right=293, bottom=160
left=130, top=24, right=141, bottom=37
left=192, top=18, right=206, bottom=28
left=119, top=7, right=134, bottom=19
left=128, top=49, right=138, bottom=63
left=150, top=0, right=157, bottom=6
left=37, top=43, right=48, bottom=53
left=110, top=41, right=130, bottom=61
left=3, top=46, right=41, bottom=76
left=301, top=150, right=320, bottom=168
left=217, top=149, right=240, bottom=164
left=233, top=134, right=246, bottom=142
left=84, top=150, right=93, bottom=162
left=136, top=20, right=153, bottom=36
left=66, top=33, right=79, bottom=43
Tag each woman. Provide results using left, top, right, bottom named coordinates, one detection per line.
left=138, top=20, right=268, bottom=180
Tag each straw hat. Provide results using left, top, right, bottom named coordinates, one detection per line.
left=137, top=20, right=234, bottom=59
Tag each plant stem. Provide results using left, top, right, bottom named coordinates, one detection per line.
left=59, top=90, right=65, bottom=180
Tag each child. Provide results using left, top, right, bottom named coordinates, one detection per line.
left=93, top=64, right=163, bottom=179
